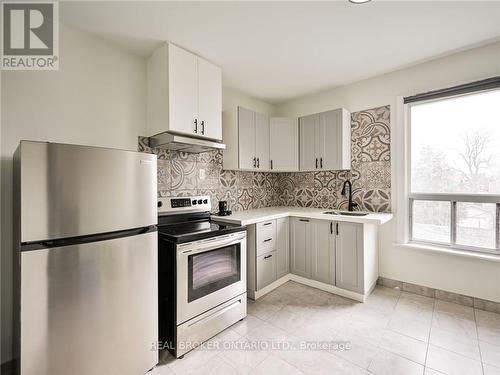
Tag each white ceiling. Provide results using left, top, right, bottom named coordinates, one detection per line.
left=60, top=1, right=500, bottom=104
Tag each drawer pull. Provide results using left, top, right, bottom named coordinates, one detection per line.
left=299, top=219, right=309, bottom=222
left=263, top=238, right=273, bottom=242
left=264, top=254, right=273, bottom=259
left=263, top=222, right=272, bottom=226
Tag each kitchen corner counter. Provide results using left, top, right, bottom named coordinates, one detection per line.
left=211, top=207, right=393, bottom=226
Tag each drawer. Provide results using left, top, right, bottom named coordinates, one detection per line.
left=256, top=220, right=276, bottom=255
left=257, top=251, right=277, bottom=290
left=177, top=293, right=246, bottom=357
left=257, top=237, right=275, bottom=256
left=257, top=220, right=276, bottom=239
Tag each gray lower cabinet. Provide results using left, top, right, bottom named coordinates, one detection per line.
left=248, top=216, right=370, bottom=299
left=311, top=220, right=335, bottom=285
left=290, top=217, right=312, bottom=278
left=335, top=221, right=364, bottom=293
left=257, top=251, right=277, bottom=290
left=276, top=217, right=289, bottom=278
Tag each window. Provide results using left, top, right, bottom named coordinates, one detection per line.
left=408, top=86, right=500, bottom=254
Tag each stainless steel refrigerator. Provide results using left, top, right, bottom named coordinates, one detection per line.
left=13, top=141, right=158, bottom=375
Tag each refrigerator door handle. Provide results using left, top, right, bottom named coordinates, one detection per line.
left=20, top=225, right=157, bottom=252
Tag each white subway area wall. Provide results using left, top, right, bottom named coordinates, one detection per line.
left=277, top=41, right=500, bottom=304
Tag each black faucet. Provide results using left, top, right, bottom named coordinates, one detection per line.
left=341, top=180, right=358, bottom=211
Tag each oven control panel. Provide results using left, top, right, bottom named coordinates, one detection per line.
left=170, top=198, right=191, bottom=208
left=158, top=196, right=211, bottom=214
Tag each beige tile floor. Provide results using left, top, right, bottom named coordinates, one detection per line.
left=148, top=281, right=500, bottom=375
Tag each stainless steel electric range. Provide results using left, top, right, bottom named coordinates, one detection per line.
left=157, top=196, right=247, bottom=358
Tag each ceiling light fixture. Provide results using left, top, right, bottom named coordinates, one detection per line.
left=348, top=0, right=372, bottom=3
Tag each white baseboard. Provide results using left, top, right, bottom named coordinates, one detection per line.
left=248, top=275, right=291, bottom=300
left=366, top=279, right=378, bottom=296
left=249, top=273, right=367, bottom=303
left=289, top=274, right=366, bottom=302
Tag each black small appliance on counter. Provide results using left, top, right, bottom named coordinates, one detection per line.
left=216, top=200, right=232, bottom=216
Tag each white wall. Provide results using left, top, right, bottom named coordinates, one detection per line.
left=1, top=24, right=147, bottom=365
left=0, top=23, right=278, bottom=365
left=222, top=87, right=277, bottom=170
left=278, top=41, right=500, bottom=303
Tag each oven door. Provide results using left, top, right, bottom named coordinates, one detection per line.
left=176, top=231, right=246, bottom=324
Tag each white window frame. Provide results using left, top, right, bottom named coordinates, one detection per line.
left=405, top=93, right=500, bottom=255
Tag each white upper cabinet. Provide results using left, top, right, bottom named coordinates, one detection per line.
left=224, top=107, right=298, bottom=171
left=197, top=57, right=222, bottom=140
left=270, top=117, right=298, bottom=172
left=236, top=107, right=270, bottom=171
left=299, top=114, right=318, bottom=171
left=237, top=107, right=256, bottom=170
left=147, top=43, right=222, bottom=140
left=299, top=108, right=351, bottom=171
left=168, top=44, right=198, bottom=136
left=255, top=112, right=270, bottom=170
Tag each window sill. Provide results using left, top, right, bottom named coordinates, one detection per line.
left=395, top=242, right=500, bottom=263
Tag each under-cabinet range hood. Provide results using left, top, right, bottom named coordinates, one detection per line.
left=149, top=132, right=226, bottom=153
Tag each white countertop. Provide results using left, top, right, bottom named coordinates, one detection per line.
left=211, top=207, right=393, bottom=226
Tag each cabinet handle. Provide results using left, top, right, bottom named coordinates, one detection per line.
left=263, top=222, right=272, bottom=226
left=264, top=254, right=273, bottom=259
left=264, top=238, right=272, bottom=242
left=336, top=223, right=339, bottom=236
left=257, top=158, right=260, bottom=168
left=270, top=160, right=273, bottom=170
left=201, top=120, right=205, bottom=135
left=253, top=157, right=256, bottom=167
left=330, top=222, right=333, bottom=234
left=315, top=158, right=318, bottom=169
left=320, top=157, right=323, bottom=168
left=299, top=219, right=309, bottom=222
left=194, top=119, right=198, bottom=133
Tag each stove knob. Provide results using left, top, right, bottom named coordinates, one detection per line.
left=198, top=199, right=203, bottom=204
left=192, top=200, right=197, bottom=205
left=203, top=199, right=208, bottom=204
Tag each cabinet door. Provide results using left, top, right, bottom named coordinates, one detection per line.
left=290, top=218, right=311, bottom=278
left=238, top=107, right=256, bottom=170
left=255, top=112, right=270, bottom=171
left=276, top=217, right=290, bottom=278
left=270, top=117, right=298, bottom=172
left=318, top=109, right=341, bottom=170
left=299, top=114, right=318, bottom=171
left=335, top=222, right=364, bottom=293
left=168, top=44, right=199, bottom=136
left=257, top=251, right=277, bottom=290
left=198, top=57, right=222, bottom=140
left=311, top=220, right=334, bottom=285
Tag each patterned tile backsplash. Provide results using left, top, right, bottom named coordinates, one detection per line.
left=139, top=104, right=391, bottom=213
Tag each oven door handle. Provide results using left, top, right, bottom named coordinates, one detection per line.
left=177, top=232, right=246, bottom=255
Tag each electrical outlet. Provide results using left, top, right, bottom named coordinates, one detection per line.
left=199, top=169, right=206, bottom=179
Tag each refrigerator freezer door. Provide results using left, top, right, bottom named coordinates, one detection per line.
left=19, top=141, right=157, bottom=243
left=20, top=231, right=158, bottom=375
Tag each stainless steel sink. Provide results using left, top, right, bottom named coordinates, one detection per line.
left=322, top=211, right=369, bottom=217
